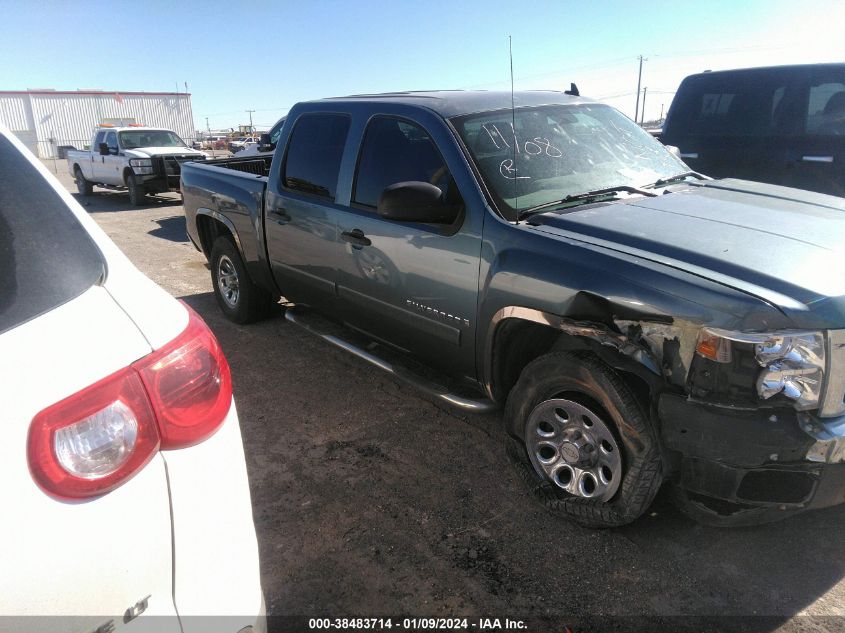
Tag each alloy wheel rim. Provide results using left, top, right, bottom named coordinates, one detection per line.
left=217, top=255, right=240, bottom=307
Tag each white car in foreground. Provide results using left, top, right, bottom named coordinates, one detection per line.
left=0, top=127, right=265, bottom=633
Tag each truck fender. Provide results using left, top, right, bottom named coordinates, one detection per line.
left=483, top=306, right=694, bottom=403
left=194, top=208, right=244, bottom=257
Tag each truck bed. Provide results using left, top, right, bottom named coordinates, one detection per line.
left=199, top=154, right=274, bottom=177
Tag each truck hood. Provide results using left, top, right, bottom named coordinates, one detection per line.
left=529, top=178, right=845, bottom=325
left=125, top=147, right=205, bottom=158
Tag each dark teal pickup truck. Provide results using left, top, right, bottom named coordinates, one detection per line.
left=182, top=90, right=845, bottom=527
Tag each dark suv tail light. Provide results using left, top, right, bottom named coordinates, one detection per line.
left=28, top=304, right=232, bottom=499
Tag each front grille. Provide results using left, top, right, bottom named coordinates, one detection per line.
left=820, top=329, right=845, bottom=417
left=153, top=155, right=203, bottom=188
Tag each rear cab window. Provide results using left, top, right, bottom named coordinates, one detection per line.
left=0, top=135, right=105, bottom=334
left=282, top=113, right=351, bottom=201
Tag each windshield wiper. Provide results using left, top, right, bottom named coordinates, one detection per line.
left=518, top=185, right=657, bottom=220
left=646, top=171, right=706, bottom=188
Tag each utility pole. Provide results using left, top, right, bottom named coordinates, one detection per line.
left=246, top=109, right=255, bottom=134
left=634, top=55, right=646, bottom=122
left=659, top=103, right=664, bottom=122
left=641, top=87, right=648, bottom=124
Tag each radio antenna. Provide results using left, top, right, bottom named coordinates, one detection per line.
left=509, top=35, right=518, bottom=220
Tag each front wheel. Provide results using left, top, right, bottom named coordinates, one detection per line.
left=210, top=236, right=276, bottom=323
left=126, top=173, right=146, bottom=206
left=504, top=351, right=663, bottom=528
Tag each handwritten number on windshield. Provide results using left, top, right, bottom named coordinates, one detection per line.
left=481, top=124, right=563, bottom=158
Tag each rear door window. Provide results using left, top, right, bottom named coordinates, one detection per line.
left=0, top=135, right=105, bottom=334
left=282, top=113, right=351, bottom=201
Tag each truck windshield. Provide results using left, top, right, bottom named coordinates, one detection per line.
left=450, top=104, right=685, bottom=218
left=119, top=130, right=187, bottom=149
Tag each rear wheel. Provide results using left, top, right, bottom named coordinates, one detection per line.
left=504, top=351, right=663, bottom=527
left=74, top=167, right=93, bottom=196
left=126, top=173, right=146, bottom=206
left=210, top=236, right=276, bottom=323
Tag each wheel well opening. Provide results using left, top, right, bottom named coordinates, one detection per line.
left=122, top=168, right=134, bottom=185
left=491, top=319, right=661, bottom=411
left=490, top=320, right=568, bottom=402
left=196, top=215, right=233, bottom=259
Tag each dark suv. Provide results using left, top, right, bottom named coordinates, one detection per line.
left=662, top=63, right=845, bottom=197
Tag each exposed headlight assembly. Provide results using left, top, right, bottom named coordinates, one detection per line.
left=129, top=158, right=153, bottom=175
left=695, top=328, right=825, bottom=410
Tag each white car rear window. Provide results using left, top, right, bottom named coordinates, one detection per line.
left=0, top=135, right=105, bottom=334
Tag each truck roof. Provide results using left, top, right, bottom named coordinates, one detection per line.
left=316, top=90, right=590, bottom=118
left=683, top=62, right=845, bottom=80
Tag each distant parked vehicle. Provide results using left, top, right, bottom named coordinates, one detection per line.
left=66, top=126, right=206, bottom=205
left=661, top=63, right=845, bottom=197
left=229, top=137, right=260, bottom=153
left=238, top=117, right=286, bottom=157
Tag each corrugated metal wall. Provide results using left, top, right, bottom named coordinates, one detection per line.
left=0, top=92, right=196, bottom=158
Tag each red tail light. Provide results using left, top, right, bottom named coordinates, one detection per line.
left=28, top=305, right=232, bottom=499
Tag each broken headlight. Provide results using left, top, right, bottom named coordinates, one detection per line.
left=692, top=328, right=825, bottom=410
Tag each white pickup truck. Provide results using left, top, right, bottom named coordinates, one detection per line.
left=67, top=126, right=206, bottom=205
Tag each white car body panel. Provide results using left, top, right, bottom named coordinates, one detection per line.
left=2, top=128, right=265, bottom=631
left=163, top=402, right=264, bottom=632
left=0, top=287, right=178, bottom=624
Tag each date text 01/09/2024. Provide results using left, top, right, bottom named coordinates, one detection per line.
left=308, top=618, right=528, bottom=630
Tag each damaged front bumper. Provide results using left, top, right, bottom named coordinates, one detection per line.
left=659, top=393, right=845, bottom=521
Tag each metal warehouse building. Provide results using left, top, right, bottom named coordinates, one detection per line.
left=0, top=89, right=196, bottom=158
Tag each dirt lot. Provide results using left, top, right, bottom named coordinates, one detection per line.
left=49, top=164, right=845, bottom=632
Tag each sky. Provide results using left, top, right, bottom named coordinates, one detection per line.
left=1, top=0, right=844, bottom=132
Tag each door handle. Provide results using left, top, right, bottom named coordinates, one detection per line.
left=268, top=207, right=291, bottom=224
left=801, top=155, right=834, bottom=163
left=341, top=229, right=372, bottom=248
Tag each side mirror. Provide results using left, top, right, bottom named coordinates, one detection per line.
left=258, top=133, right=275, bottom=152
left=665, top=145, right=682, bottom=158
left=377, top=181, right=455, bottom=224
left=98, top=142, right=110, bottom=156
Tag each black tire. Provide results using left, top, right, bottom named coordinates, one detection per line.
left=504, top=351, right=663, bottom=528
left=126, top=172, right=146, bottom=206
left=74, top=167, right=93, bottom=196
left=210, top=236, right=276, bottom=323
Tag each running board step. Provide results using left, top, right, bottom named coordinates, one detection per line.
left=283, top=306, right=497, bottom=414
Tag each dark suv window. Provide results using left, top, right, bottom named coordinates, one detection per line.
left=353, top=117, right=454, bottom=209
left=669, top=73, right=794, bottom=137
left=807, top=80, right=845, bottom=135
left=283, top=113, right=350, bottom=201
left=0, top=135, right=105, bottom=334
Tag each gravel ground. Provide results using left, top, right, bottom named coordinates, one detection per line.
left=49, top=162, right=845, bottom=632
